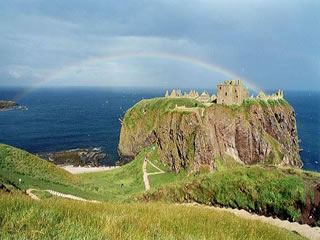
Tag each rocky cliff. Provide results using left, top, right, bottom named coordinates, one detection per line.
left=118, top=98, right=302, bottom=172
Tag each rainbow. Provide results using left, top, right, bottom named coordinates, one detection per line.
left=14, top=52, right=261, bottom=100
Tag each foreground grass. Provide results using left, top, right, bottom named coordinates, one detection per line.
left=0, top=193, right=304, bottom=240
left=1, top=143, right=319, bottom=226
left=142, top=165, right=320, bottom=223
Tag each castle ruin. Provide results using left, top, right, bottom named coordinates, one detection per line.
left=217, top=80, right=249, bottom=105
left=256, top=89, right=284, bottom=101
left=165, top=80, right=284, bottom=106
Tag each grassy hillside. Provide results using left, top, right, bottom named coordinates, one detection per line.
left=0, top=144, right=103, bottom=200
left=0, top=174, right=21, bottom=193
left=141, top=165, right=320, bottom=225
left=0, top=194, right=305, bottom=240
left=0, top=144, right=77, bottom=184
left=0, top=144, right=184, bottom=202
left=78, top=146, right=187, bottom=202
left=1, top=143, right=319, bottom=226
left=78, top=147, right=147, bottom=202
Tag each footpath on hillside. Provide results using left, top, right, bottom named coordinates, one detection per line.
left=24, top=150, right=320, bottom=240
left=142, top=151, right=165, bottom=191
left=26, top=188, right=100, bottom=203
left=184, top=203, right=320, bottom=240
left=141, top=150, right=320, bottom=240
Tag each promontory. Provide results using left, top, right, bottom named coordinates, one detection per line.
left=118, top=80, right=302, bottom=172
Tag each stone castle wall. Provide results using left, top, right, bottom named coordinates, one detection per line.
left=217, top=80, right=249, bottom=105
left=256, top=90, right=284, bottom=101
left=164, top=80, right=284, bottom=106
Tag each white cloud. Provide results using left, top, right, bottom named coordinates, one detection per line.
left=8, top=69, right=21, bottom=79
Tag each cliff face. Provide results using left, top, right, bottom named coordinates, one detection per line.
left=118, top=98, right=302, bottom=172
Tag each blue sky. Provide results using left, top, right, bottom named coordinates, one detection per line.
left=0, top=0, right=319, bottom=90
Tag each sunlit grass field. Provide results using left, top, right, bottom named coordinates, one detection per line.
left=1, top=142, right=319, bottom=240
left=0, top=193, right=305, bottom=240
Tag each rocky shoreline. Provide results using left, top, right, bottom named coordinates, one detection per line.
left=0, top=100, right=28, bottom=112
left=59, top=165, right=118, bottom=174
left=37, top=148, right=108, bottom=167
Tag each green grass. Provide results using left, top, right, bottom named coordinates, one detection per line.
left=146, top=162, right=160, bottom=173
left=215, top=156, right=242, bottom=171
left=2, top=143, right=318, bottom=228
left=0, top=174, right=21, bottom=193
left=124, top=98, right=204, bottom=129
left=142, top=165, right=320, bottom=222
left=0, top=144, right=77, bottom=185
left=264, top=133, right=285, bottom=164
left=0, top=193, right=305, bottom=240
left=147, top=148, right=168, bottom=172
left=149, top=170, right=187, bottom=190
left=0, top=144, right=188, bottom=202
left=0, top=144, right=107, bottom=201
left=31, top=190, right=58, bottom=200
left=0, top=144, right=157, bottom=202
left=78, top=147, right=149, bottom=202
left=241, top=98, right=290, bottom=112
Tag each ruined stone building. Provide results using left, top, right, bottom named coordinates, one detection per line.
left=256, top=89, right=284, bottom=101
left=217, top=80, right=249, bottom=105
left=164, top=79, right=284, bottom=106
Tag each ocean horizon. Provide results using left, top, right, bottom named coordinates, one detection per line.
left=0, top=87, right=319, bottom=172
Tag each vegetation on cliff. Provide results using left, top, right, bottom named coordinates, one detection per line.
left=124, top=97, right=204, bottom=130
left=119, top=97, right=302, bottom=172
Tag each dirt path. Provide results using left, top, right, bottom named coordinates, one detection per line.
left=26, top=189, right=40, bottom=200
left=142, top=153, right=165, bottom=191
left=147, top=160, right=165, bottom=173
left=26, top=189, right=100, bottom=203
left=142, top=158, right=150, bottom=191
left=184, top=203, right=320, bottom=240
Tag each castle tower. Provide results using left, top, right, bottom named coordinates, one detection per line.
left=217, top=79, right=247, bottom=105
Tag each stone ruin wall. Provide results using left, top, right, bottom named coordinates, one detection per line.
left=164, top=80, right=284, bottom=106
left=256, top=90, right=284, bottom=101
left=217, top=80, right=249, bottom=105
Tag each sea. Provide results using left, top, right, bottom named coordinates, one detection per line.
left=0, top=87, right=319, bottom=172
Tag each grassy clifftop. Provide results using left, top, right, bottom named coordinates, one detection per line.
left=124, top=97, right=204, bottom=130
left=123, top=98, right=290, bottom=130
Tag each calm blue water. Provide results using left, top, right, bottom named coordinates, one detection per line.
left=0, top=87, right=319, bottom=171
